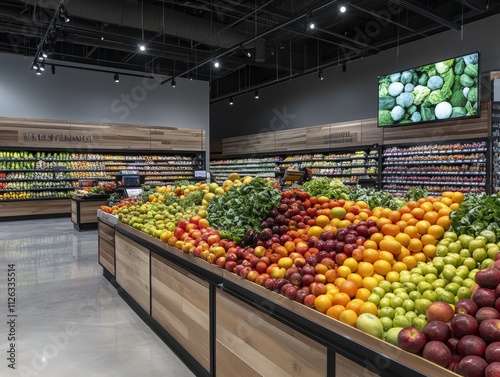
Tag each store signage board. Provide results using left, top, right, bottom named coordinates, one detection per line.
left=18, top=131, right=98, bottom=144
left=323, top=131, right=359, bottom=145
left=125, top=188, right=142, bottom=197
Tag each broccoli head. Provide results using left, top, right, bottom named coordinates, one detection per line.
left=378, top=110, right=394, bottom=126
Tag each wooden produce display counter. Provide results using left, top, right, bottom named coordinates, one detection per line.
left=107, top=222, right=459, bottom=377
left=71, top=197, right=109, bottom=231
left=97, top=210, right=117, bottom=281
left=0, top=198, right=70, bottom=221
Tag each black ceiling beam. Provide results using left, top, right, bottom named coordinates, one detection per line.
left=314, top=27, right=381, bottom=51
left=393, top=0, right=461, bottom=31
left=455, top=0, right=489, bottom=10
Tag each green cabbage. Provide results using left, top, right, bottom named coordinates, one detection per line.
left=412, top=85, right=431, bottom=105
left=435, top=59, right=455, bottom=74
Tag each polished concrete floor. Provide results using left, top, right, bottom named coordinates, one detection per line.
left=0, top=218, right=195, bottom=377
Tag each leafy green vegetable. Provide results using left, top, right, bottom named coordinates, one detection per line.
left=379, top=96, right=396, bottom=110
left=460, top=73, right=474, bottom=87
left=454, top=58, right=465, bottom=75
left=464, top=64, right=478, bottom=78
left=401, top=71, right=413, bottom=85
left=350, top=186, right=405, bottom=210
left=418, top=72, right=429, bottom=86
left=181, top=190, right=204, bottom=209
left=435, top=59, right=455, bottom=74
left=450, top=193, right=500, bottom=239
left=406, top=187, right=428, bottom=202
left=378, top=110, right=394, bottom=126
left=425, top=69, right=454, bottom=105
left=467, top=87, right=478, bottom=102
left=302, top=178, right=350, bottom=200
left=450, top=91, right=467, bottom=107
left=207, top=178, right=281, bottom=243
left=412, top=85, right=431, bottom=105
left=451, top=107, right=467, bottom=118
left=421, top=105, right=436, bottom=122
left=379, top=77, right=391, bottom=97
left=173, top=179, right=191, bottom=187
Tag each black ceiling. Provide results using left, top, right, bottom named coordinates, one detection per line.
left=0, top=0, right=498, bottom=102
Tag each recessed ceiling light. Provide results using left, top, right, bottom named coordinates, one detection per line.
left=139, top=44, right=146, bottom=51
left=214, top=61, right=220, bottom=68
left=340, top=5, right=347, bottom=13
left=309, top=21, right=315, bottom=30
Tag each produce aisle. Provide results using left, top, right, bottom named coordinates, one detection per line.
left=0, top=218, right=194, bottom=377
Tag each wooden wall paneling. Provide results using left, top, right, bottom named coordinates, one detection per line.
left=70, top=123, right=150, bottom=150
left=274, top=128, right=307, bottom=152
left=151, top=254, right=210, bottom=371
left=336, top=354, right=380, bottom=377
left=150, top=127, right=204, bottom=151
left=216, top=290, right=327, bottom=377
left=382, top=102, right=491, bottom=144
left=328, top=121, right=363, bottom=149
left=361, top=119, right=383, bottom=145
left=0, top=199, right=70, bottom=218
left=223, top=132, right=275, bottom=156
left=0, top=118, right=71, bottom=148
left=115, top=233, right=150, bottom=314
left=305, top=124, right=331, bottom=150
left=210, top=138, right=223, bottom=155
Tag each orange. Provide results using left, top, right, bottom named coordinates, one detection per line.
left=433, top=201, right=446, bottom=211
left=395, top=220, right=408, bottom=232
left=380, top=207, right=392, bottom=218
left=360, top=301, right=379, bottom=316
left=373, top=273, right=385, bottom=283
left=363, top=240, right=378, bottom=250
left=331, top=292, right=351, bottom=307
left=318, top=196, right=330, bottom=204
left=339, top=280, right=358, bottom=298
left=423, top=211, right=439, bottom=225
left=407, top=218, right=419, bottom=226
left=399, top=206, right=411, bottom=215
left=326, top=305, right=346, bottom=320
left=347, top=273, right=363, bottom=288
left=334, top=277, right=347, bottom=288
left=392, top=261, right=408, bottom=272
left=408, top=238, right=423, bottom=253
left=355, top=287, right=371, bottom=301
left=401, top=213, right=414, bottom=222
left=422, top=244, right=437, bottom=259
left=370, top=232, right=384, bottom=245
left=413, top=252, right=427, bottom=262
left=345, top=213, right=357, bottom=222
left=337, top=220, right=351, bottom=228
left=388, top=210, right=402, bottom=224
left=386, top=270, right=400, bottom=283
left=404, top=225, right=419, bottom=239
left=378, top=250, right=395, bottom=264
left=438, top=207, right=452, bottom=217
left=442, top=191, right=454, bottom=199
left=339, top=309, right=358, bottom=327
left=396, top=247, right=410, bottom=261
left=314, top=294, right=333, bottom=313
left=420, top=202, right=434, bottom=213
left=362, top=248, right=379, bottom=263
left=308, top=226, right=324, bottom=237
left=381, top=223, right=400, bottom=237
left=355, top=201, right=369, bottom=209
left=337, top=266, right=351, bottom=278
left=427, top=225, right=445, bottom=239
left=406, top=200, right=419, bottom=210
left=357, top=262, right=375, bottom=278
left=376, top=217, right=393, bottom=229
left=421, top=234, right=437, bottom=246
left=395, top=233, right=411, bottom=248
left=379, top=238, right=402, bottom=256
left=436, top=216, right=452, bottom=230
left=362, top=276, right=379, bottom=291
left=411, top=207, right=425, bottom=220
left=452, top=192, right=464, bottom=204
left=402, top=255, right=418, bottom=269
left=346, top=298, right=365, bottom=315
left=415, top=220, right=431, bottom=235
left=343, top=257, right=359, bottom=272
left=316, top=215, right=331, bottom=228
left=441, top=197, right=453, bottom=207
left=417, top=198, right=428, bottom=205
left=373, top=259, right=392, bottom=276
left=449, top=203, right=460, bottom=211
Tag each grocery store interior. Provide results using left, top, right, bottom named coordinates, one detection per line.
left=2, top=0, right=500, bottom=376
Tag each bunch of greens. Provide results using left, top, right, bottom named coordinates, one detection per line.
left=181, top=190, right=204, bottom=209
left=378, top=53, right=479, bottom=126
left=173, top=179, right=191, bottom=187
left=301, top=178, right=350, bottom=199
left=350, top=186, right=406, bottom=210
left=406, top=187, right=429, bottom=202
left=207, top=178, right=281, bottom=243
left=450, top=193, right=500, bottom=238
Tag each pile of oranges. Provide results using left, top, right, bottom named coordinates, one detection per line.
left=316, top=191, right=464, bottom=327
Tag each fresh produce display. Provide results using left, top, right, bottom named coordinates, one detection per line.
left=350, top=186, right=406, bottom=210
left=450, top=193, right=500, bottom=239
left=207, top=177, right=282, bottom=243
left=378, top=52, right=479, bottom=126
left=301, top=177, right=350, bottom=199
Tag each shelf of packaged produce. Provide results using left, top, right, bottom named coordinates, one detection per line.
left=383, top=159, right=486, bottom=165
left=311, top=173, right=378, bottom=177
left=0, top=158, right=195, bottom=162
left=211, top=161, right=278, bottom=165
left=305, top=164, right=378, bottom=168
left=104, top=163, right=195, bottom=166
left=384, top=189, right=442, bottom=196
left=209, top=165, right=277, bottom=169
left=382, top=180, right=485, bottom=186
left=382, top=171, right=486, bottom=176
left=277, top=157, right=378, bottom=163
left=0, top=187, right=74, bottom=192
left=382, top=148, right=487, bottom=157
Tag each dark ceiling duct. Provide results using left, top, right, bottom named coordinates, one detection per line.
left=455, top=0, right=489, bottom=10
left=20, top=0, right=248, bottom=48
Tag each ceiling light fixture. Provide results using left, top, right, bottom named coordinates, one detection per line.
left=37, top=55, right=43, bottom=61
left=114, top=73, right=119, bottom=83
left=139, top=44, right=146, bottom=51
left=51, top=65, right=56, bottom=75
left=171, top=79, right=176, bottom=88
left=340, top=5, right=347, bottom=13
left=229, top=97, right=234, bottom=105
left=318, top=70, right=324, bottom=80
left=35, top=65, right=41, bottom=75
left=59, top=5, right=70, bottom=23
left=214, top=61, right=220, bottom=68
left=254, top=91, right=259, bottom=99
left=42, top=50, right=48, bottom=58
left=39, top=62, right=45, bottom=72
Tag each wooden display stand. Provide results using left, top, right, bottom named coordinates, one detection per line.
left=97, top=210, right=117, bottom=283
left=0, top=198, right=70, bottom=221
left=106, top=222, right=460, bottom=377
left=71, top=197, right=109, bottom=231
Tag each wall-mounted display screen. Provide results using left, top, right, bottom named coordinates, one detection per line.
left=377, top=52, right=479, bottom=127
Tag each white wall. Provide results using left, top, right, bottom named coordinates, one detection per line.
left=211, top=13, right=500, bottom=140
left=0, top=53, right=209, bottom=131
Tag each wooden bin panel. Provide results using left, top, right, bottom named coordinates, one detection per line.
left=99, top=238, right=115, bottom=275
left=115, top=233, right=150, bottom=314
left=216, top=290, right=327, bottom=377
left=98, top=221, right=115, bottom=244
left=70, top=200, right=77, bottom=223
left=151, top=254, right=210, bottom=371
left=336, top=354, right=380, bottom=377
left=0, top=199, right=70, bottom=219
left=77, top=200, right=109, bottom=224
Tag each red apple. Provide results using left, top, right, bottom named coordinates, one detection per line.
left=475, top=267, right=500, bottom=289
left=486, top=362, right=500, bottom=377
left=397, top=327, right=427, bottom=354
left=225, top=261, right=237, bottom=272
left=177, top=220, right=189, bottom=229
left=255, top=261, right=268, bottom=274
left=315, top=274, right=326, bottom=284
left=455, top=355, right=488, bottom=377
left=207, top=234, right=221, bottom=245
left=289, top=272, right=302, bottom=286
left=447, top=338, right=460, bottom=354
left=215, top=257, right=226, bottom=268
left=422, top=341, right=452, bottom=368
left=479, top=319, right=500, bottom=343
left=303, top=294, right=316, bottom=307
left=285, top=286, right=298, bottom=300
left=272, top=278, right=289, bottom=293
left=301, top=274, right=315, bottom=287
left=456, top=299, right=479, bottom=317
left=451, top=314, right=479, bottom=338
left=335, top=253, right=347, bottom=266
left=447, top=354, right=461, bottom=371
left=264, top=278, right=275, bottom=290
left=472, top=288, right=496, bottom=308
left=310, top=282, right=327, bottom=296
left=280, top=283, right=294, bottom=296
left=226, top=253, right=238, bottom=263
left=485, top=342, right=500, bottom=363
left=247, top=270, right=259, bottom=282
left=295, top=289, right=308, bottom=304
left=457, top=335, right=487, bottom=358
left=239, top=266, right=252, bottom=279
left=426, top=301, right=455, bottom=323
left=475, top=307, right=500, bottom=323
left=422, top=321, right=451, bottom=343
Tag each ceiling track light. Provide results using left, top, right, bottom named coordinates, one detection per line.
left=59, top=5, right=70, bottom=23
left=37, top=55, right=43, bottom=61
left=138, top=44, right=146, bottom=51
left=39, top=62, right=45, bottom=72
left=318, top=70, right=324, bottom=80
left=51, top=65, right=56, bottom=75
left=214, top=61, right=220, bottom=68
left=171, top=79, right=176, bottom=88
left=340, top=5, right=347, bottom=13
left=35, top=65, right=41, bottom=75
left=114, top=73, right=119, bottom=83
left=254, top=90, right=259, bottom=99
left=229, top=97, right=234, bottom=105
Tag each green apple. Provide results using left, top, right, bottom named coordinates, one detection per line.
left=439, top=239, right=451, bottom=248
left=410, top=267, right=424, bottom=275
left=417, top=281, right=433, bottom=294
left=456, top=265, right=470, bottom=279
left=472, top=248, right=487, bottom=262
left=460, top=249, right=472, bottom=258
left=394, top=307, right=406, bottom=317
left=481, top=258, right=495, bottom=269
left=469, top=239, right=486, bottom=252
left=409, top=291, right=421, bottom=301
left=399, top=274, right=411, bottom=284
left=451, top=276, right=464, bottom=286
left=415, top=298, right=432, bottom=315
left=425, top=273, right=438, bottom=284
left=379, top=306, right=396, bottom=319
left=459, top=234, right=474, bottom=249
left=412, top=317, right=428, bottom=331
left=438, top=290, right=455, bottom=304
left=402, top=299, right=415, bottom=312
left=400, top=270, right=411, bottom=277
left=448, top=241, right=462, bottom=254
left=396, top=292, right=410, bottom=301
left=442, top=266, right=457, bottom=282
left=445, top=282, right=460, bottom=295
left=393, top=315, right=411, bottom=328
left=391, top=296, right=404, bottom=309
left=487, top=246, right=500, bottom=259
left=384, top=293, right=395, bottom=300
left=456, top=286, right=472, bottom=300
left=410, top=275, right=425, bottom=285
left=391, top=282, right=403, bottom=291
left=422, top=265, right=438, bottom=276
left=422, top=290, right=438, bottom=302
left=379, top=280, right=393, bottom=293
left=372, top=287, right=386, bottom=299
left=444, top=254, right=460, bottom=267
left=356, top=313, right=384, bottom=339
left=367, top=294, right=381, bottom=306
left=380, top=317, right=393, bottom=332
left=393, top=287, right=407, bottom=295
left=379, top=297, right=392, bottom=308
left=462, top=257, right=477, bottom=270
left=443, top=231, right=458, bottom=241
left=405, top=311, right=417, bottom=324
left=384, top=327, right=404, bottom=346
left=432, top=258, right=445, bottom=273
left=463, top=278, right=476, bottom=288
left=403, top=282, right=417, bottom=292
